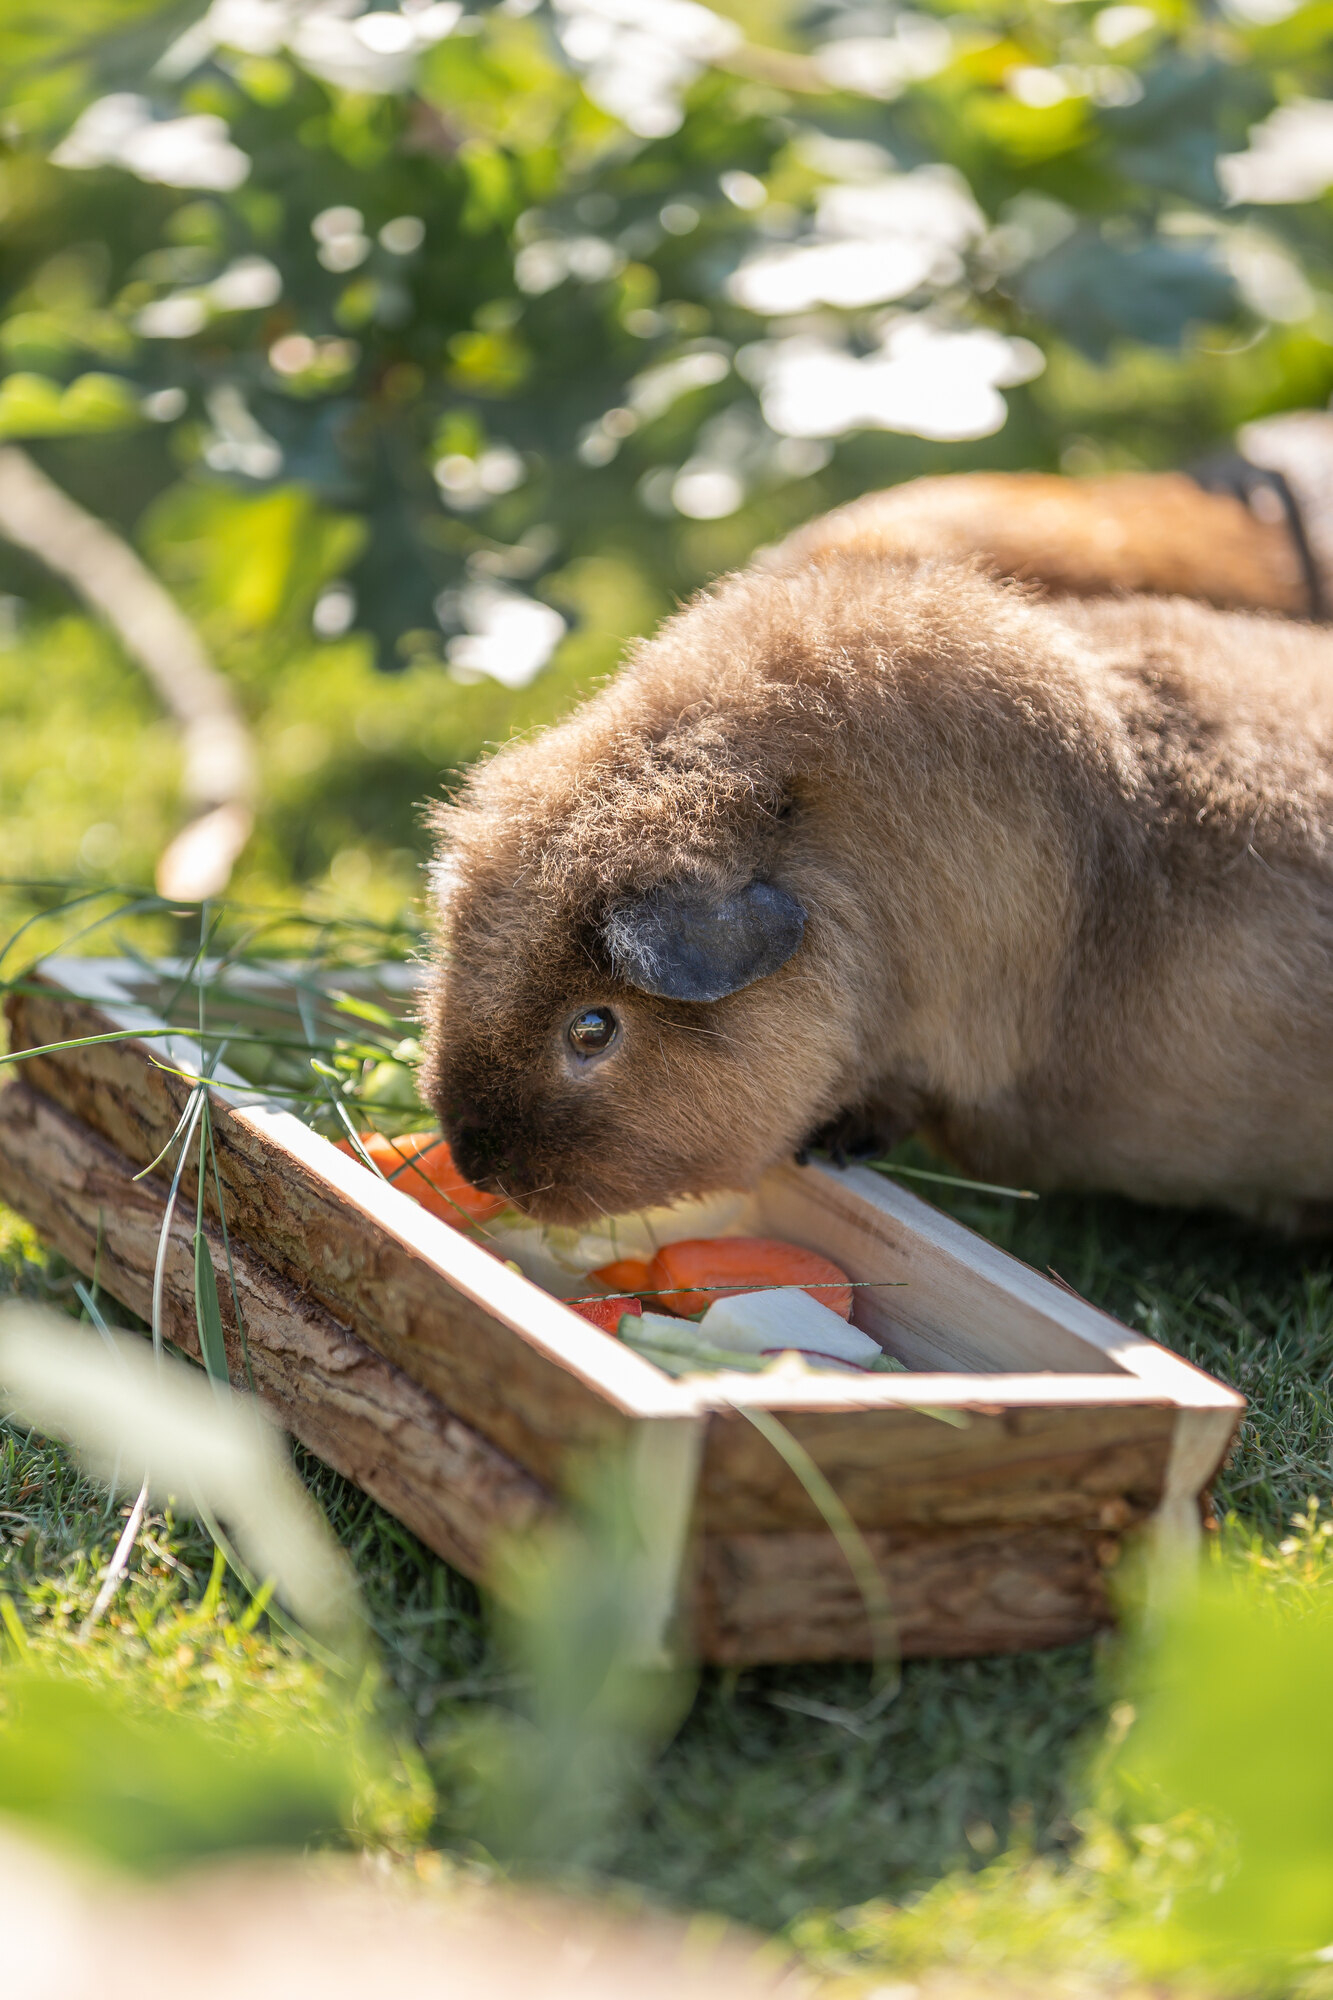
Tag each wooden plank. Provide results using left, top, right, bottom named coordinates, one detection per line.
left=694, top=1519, right=1116, bottom=1662
left=1154, top=1403, right=1244, bottom=1560
left=693, top=1399, right=1174, bottom=1533
left=0, top=1079, right=551, bottom=1578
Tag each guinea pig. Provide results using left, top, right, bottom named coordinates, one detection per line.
left=420, top=553, right=1333, bottom=1230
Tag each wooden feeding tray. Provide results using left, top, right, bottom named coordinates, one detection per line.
left=0, top=958, right=1243, bottom=1665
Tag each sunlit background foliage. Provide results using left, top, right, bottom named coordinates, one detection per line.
left=2, top=0, right=1332, bottom=915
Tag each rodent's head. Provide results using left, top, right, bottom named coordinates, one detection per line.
left=419, top=551, right=1083, bottom=1224
left=419, top=587, right=862, bottom=1223
left=421, top=862, right=833, bottom=1225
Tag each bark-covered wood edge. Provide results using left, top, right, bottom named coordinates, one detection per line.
left=0, top=1079, right=550, bottom=1579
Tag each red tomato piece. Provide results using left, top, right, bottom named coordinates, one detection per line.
left=568, top=1296, right=644, bottom=1333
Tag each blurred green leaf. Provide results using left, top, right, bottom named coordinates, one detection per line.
left=0, top=1668, right=354, bottom=1870
left=435, top=1456, right=694, bottom=1872
left=1108, top=1543, right=1333, bottom=1973
left=0, top=371, right=143, bottom=436
left=1020, top=235, right=1239, bottom=358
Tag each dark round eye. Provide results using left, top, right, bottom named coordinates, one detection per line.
left=568, top=1006, right=618, bottom=1056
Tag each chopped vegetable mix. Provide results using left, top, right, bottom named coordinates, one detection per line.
left=619, top=1304, right=905, bottom=1377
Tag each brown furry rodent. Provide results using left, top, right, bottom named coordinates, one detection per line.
left=422, top=554, right=1333, bottom=1229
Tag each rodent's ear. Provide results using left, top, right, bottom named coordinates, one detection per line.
left=603, top=880, right=806, bottom=1003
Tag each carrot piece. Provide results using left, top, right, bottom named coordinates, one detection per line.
left=334, top=1130, right=507, bottom=1225
left=589, top=1257, right=655, bottom=1297
left=568, top=1296, right=643, bottom=1333
left=644, top=1237, right=853, bottom=1320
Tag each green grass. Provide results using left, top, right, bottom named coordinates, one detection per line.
left=5, top=1162, right=1329, bottom=1958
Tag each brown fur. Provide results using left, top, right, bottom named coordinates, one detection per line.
left=775, top=470, right=1312, bottom=615
left=422, top=554, right=1333, bottom=1226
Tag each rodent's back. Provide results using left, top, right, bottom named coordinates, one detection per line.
left=774, top=470, right=1311, bottom=614
left=1058, top=593, right=1333, bottom=874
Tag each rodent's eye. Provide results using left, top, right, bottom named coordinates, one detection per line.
left=568, top=1006, right=619, bottom=1057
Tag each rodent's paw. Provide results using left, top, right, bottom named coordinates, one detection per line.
left=799, top=1099, right=918, bottom=1169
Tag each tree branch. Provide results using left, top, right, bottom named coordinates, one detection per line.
left=0, top=445, right=256, bottom=901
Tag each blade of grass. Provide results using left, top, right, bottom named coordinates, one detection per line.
left=733, top=1403, right=899, bottom=1699
left=192, top=1495, right=363, bottom=1680
left=79, top=1479, right=149, bottom=1639
left=0, top=1593, right=32, bottom=1660
left=569, top=1279, right=907, bottom=1306
left=133, top=1065, right=222, bottom=1180
left=150, top=1084, right=206, bottom=1362
left=205, top=1106, right=255, bottom=1393
left=70, top=1272, right=151, bottom=1639
left=0, top=887, right=117, bottom=976
left=0, top=889, right=167, bottom=979
left=192, top=1233, right=228, bottom=1388
left=72, top=1274, right=127, bottom=1518
left=866, top=1160, right=1038, bottom=1201
left=191, top=913, right=231, bottom=1393
left=158, top=900, right=228, bottom=1022
left=0, top=1026, right=332, bottom=1067
left=329, top=989, right=403, bottom=1030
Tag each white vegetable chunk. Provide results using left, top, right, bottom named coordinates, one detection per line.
left=699, top=1289, right=883, bottom=1366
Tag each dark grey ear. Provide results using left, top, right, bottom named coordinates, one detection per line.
left=603, top=880, right=806, bottom=1003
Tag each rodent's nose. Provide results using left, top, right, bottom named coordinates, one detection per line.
left=446, top=1118, right=513, bottom=1195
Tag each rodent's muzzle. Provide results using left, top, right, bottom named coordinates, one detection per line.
left=429, top=1032, right=631, bottom=1222
left=443, top=1113, right=575, bottom=1217
left=444, top=1108, right=626, bottom=1224
left=445, top=1118, right=523, bottom=1201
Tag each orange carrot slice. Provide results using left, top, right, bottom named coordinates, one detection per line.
left=590, top=1257, right=655, bottom=1298
left=568, top=1296, right=643, bottom=1333
left=644, top=1237, right=853, bottom=1320
left=334, top=1130, right=507, bottom=1225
